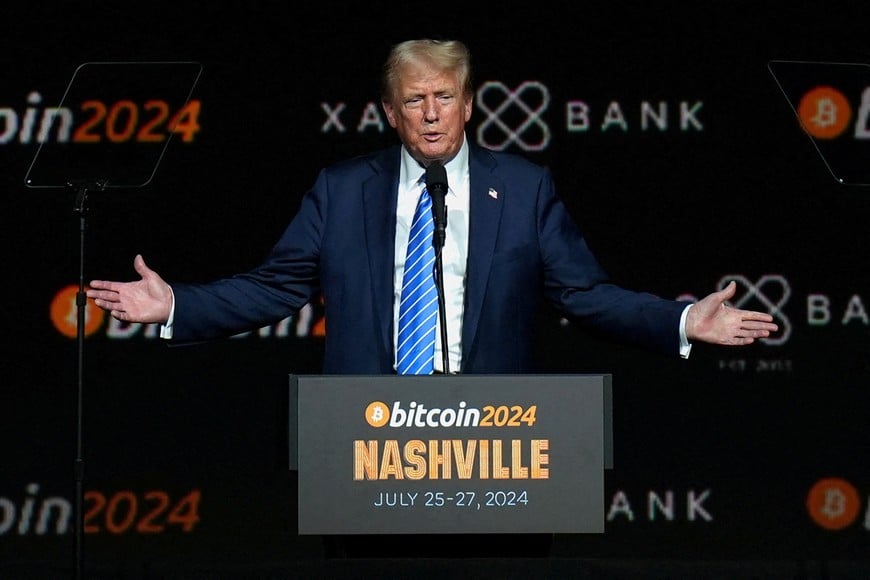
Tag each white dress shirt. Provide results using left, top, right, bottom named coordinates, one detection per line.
left=393, top=138, right=470, bottom=373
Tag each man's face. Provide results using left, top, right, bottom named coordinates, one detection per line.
left=382, top=62, right=473, bottom=167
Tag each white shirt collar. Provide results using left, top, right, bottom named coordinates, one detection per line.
left=399, top=134, right=469, bottom=194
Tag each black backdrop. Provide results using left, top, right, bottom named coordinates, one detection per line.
left=3, top=1, right=869, bottom=578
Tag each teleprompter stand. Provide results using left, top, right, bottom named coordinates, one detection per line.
left=24, top=60, right=202, bottom=580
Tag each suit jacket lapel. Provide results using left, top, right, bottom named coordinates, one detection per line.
left=363, top=147, right=401, bottom=361
left=463, top=146, right=504, bottom=362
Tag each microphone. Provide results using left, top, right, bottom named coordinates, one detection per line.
left=425, top=161, right=448, bottom=250
left=424, top=160, right=451, bottom=374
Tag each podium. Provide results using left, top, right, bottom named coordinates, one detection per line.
left=289, top=374, right=612, bottom=535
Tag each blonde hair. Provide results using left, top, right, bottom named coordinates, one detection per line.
left=381, top=39, right=473, bottom=102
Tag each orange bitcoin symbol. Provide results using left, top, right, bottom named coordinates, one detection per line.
left=806, top=477, right=861, bottom=530
left=364, top=401, right=390, bottom=428
left=797, top=86, right=852, bottom=139
left=50, top=284, right=105, bottom=338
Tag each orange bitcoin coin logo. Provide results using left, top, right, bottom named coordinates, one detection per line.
left=50, top=284, right=105, bottom=338
left=797, top=86, right=852, bottom=139
left=364, top=401, right=390, bottom=428
left=806, top=477, right=861, bottom=530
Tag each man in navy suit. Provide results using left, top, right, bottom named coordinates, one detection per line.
left=87, top=39, right=777, bottom=374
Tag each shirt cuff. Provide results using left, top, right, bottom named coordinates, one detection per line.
left=679, top=303, right=693, bottom=359
left=159, top=286, right=175, bottom=339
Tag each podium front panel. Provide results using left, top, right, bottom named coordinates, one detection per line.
left=291, top=374, right=611, bottom=535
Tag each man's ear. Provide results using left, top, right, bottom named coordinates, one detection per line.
left=382, top=100, right=398, bottom=128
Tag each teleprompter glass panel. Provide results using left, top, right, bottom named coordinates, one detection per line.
left=769, top=60, right=870, bottom=186
left=24, top=61, right=202, bottom=189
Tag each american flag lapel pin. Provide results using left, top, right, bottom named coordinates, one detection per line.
left=488, top=187, right=498, bottom=200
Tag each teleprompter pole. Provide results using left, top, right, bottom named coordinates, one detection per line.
left=69, top=178, right=106, bottom=580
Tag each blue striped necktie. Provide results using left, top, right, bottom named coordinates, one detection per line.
left=396, top=183, right=438, bottom=375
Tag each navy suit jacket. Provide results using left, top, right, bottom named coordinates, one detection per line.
left=171, top=140, right=686, bottom=373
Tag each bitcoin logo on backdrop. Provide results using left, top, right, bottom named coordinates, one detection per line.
left=50, top=284, right=104, bottom=338
left=798, top=86, right=853, bottom=139
left=365, top=401, right=390, bottom=428
left=720, top=274, right=791, bottom=345
left=806, top=477, right=861, bottom=530
left=476, top=81, right=551, bottom=151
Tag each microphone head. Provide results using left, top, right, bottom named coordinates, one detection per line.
left=425, top=162, right=448, bottom=243
left=425, top=161, right=448, bottom=194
